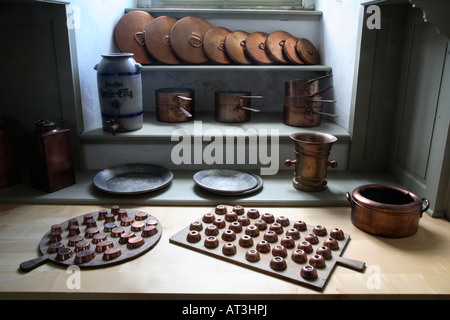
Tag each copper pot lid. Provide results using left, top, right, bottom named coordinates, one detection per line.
left=144, top=16, right=181, bottom=65
left=169, top=16, right=212, bottom=64
left=114, top=11, right=155, bottom=65
left=203, top=27, right=232, bottom=64
left=245, top=31, right=273, bottom=65
left=284, top=37, right=305, bottom=65
left=266, top=30, right=293, bottom=64
left=225, top=30, right=253, bottom=65
left=296, top=38, right=319, bottom=65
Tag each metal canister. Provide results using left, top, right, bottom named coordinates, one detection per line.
left=155, top=88, right=194, bottom=122
left=94, top=53, right=143, bottom=135
left=214, top=91, right=262, bottom=123
left=28, top=120, right=75, bottom=193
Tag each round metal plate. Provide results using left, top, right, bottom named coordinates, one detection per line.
left=114, top=11, right=155, bottom=64
left=193, top=169, right=258, bottom=193
left=225, top=30, right=253, bottom=65
left=144, top=16, right=181, bottom=65
left=296, top=38, right=319, bottom=65
left=245, top=31, right=273, bottom=65
left=266, top=30, right=293, bottom=64
left=93, top=164, right=173, bottom=194
left=169, top=16, right=212, bottom=64
left=284, top=37, right=305, bottom=65
left=203, top=27, right=232, bottom=64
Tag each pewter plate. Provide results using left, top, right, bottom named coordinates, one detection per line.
left=210, top=173, right=263, bottom=196
left=93, top=164, right=173, bottom=194
left=193, top=169, right=258, bottom=194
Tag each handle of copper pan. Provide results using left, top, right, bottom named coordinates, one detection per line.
left=238, top=95, right=262, bottom=112
left=176, top=96, right=193, bottom=117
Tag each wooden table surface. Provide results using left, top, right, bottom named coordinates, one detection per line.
left=1, top=203, right=449, bottom=299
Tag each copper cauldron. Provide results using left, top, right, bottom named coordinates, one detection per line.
left=285, top=132, right=338, bottom=191
left=215, top=91, right=261, bottom=123
left=155, top=88, right=194, bottom=122
left=346, top=184, right=430, bottom=238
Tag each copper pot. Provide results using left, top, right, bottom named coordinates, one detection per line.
left=346, top=184, right=430, bottom=238
left=285, top=75, right=333, bottom=97
left=155, top=88, right=194, bottom=122
left=285, top=132, right=338, bottom=191
left=215, top=91, right=261, bottom=123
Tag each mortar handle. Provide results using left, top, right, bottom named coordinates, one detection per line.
left=328, top=160, right=338, bottom=168
left=285, top=159, right=297, bottom=167
left=346, top=192, right=354, bottom=208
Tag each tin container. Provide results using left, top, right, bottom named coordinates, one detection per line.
left=215, top=91, right=262, bottom=123
left=285, top=132, right=338, bottom=192
left=155, top=88, right=194, bottom=122
left=94, top=53, right=143, bottom=135
left=28, top=120, right=75, bottom=193
left=347, top=184, right=430, bottom=237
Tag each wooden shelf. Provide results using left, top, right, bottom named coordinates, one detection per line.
left=140, top=65, right=332, bottom=72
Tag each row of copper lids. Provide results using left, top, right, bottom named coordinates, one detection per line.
left=114, top=11, right=319, bottom=65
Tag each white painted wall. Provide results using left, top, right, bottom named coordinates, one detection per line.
left=315, top=0, right=365, bottom=131
left=70, top=0, right=137, bottom=132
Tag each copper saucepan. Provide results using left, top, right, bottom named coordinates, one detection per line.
left=155, top=88, right=194, bottom=122
left=346, top=184, right=430, bottom=238
left=215, top=91, right=262, bottom=123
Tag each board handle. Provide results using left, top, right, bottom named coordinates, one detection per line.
left=336, top=256, right=366, bottom=272
left=19, top=256, right=50, bottom=272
